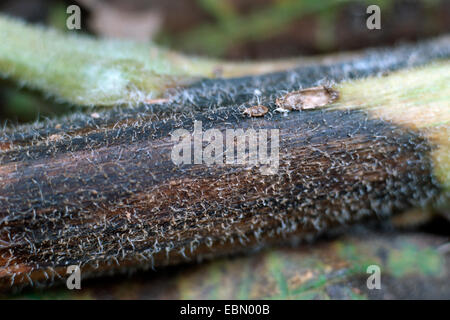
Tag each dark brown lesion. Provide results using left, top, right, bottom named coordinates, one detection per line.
left=0, top=104, right=440, bottom=291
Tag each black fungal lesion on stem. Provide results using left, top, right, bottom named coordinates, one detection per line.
left=0, top=36, right=448, bottom=291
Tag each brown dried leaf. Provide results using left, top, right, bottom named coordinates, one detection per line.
left=243, top=105, right=269, bottom=117
left=276, top=86, right=339, bottom=111
left=77, top=0, right=162, bottom=41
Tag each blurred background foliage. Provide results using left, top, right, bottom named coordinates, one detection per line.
left=6, top=227, right=450, bottom=299
left=0, top=0, right=449, bottom=123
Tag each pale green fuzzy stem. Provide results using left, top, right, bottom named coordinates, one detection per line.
left=0, top=15, right=218, bottom=106
left=334, top=62, right=450, bottom=193
left=0, top=15, right=354, bottom=107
